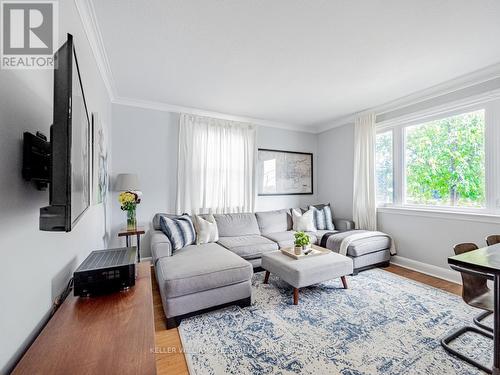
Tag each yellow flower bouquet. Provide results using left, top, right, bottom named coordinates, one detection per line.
left=118, top=191, right=140, bottom=211
left=118, top=191, right=141, bottom=230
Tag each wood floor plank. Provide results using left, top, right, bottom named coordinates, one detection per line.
left=384, top=264, right=462, bottom=296
left=151, top=267, right=189, bottom=375
left=150, top=264, right=462, bottom=375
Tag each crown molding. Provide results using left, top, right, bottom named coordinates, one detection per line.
left=75, top=0, right=311, bottom=132
left=112, top=96, right=316, bottom=133
left=313, top=113, right=357, bottom=133
left=75, top=1, right=500, bottom=135
left=74, top=0, right=117, bottom=100
left=314, top=62, right=500, bottom=134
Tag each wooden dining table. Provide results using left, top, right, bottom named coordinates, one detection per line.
left=448, top=243, right=500, bottom=375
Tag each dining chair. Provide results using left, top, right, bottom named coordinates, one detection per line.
left=486, top=235, right=500, bottom=246
left=475, top=235, right=500, bottom=332
left=441, top=243, right=494, bottom=374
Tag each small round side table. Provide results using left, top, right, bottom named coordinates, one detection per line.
left=118, top=226, right=145, bottom=263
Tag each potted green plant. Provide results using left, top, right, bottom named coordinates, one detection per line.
left=294, top=231, right=310, bottom=255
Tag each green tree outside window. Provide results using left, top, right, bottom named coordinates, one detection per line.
left=404, top=110, right=485, bottom=207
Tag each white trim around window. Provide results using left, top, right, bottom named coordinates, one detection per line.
left=376, top=95, right=500, bottom=217
left=377, top=206, right=500, bottom=225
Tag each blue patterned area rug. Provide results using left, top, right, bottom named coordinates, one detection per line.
left=178, top=269, right=492, bottom=375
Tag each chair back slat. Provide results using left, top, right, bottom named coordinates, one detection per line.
left=453, top=243, right=489, bottom=305
left=486, top=235, right=500, bottom=246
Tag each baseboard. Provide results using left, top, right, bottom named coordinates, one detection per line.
left=390, top=255, right=462, bottom=284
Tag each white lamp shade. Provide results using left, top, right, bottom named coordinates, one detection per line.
left=114, top=173, right=140, bottom=191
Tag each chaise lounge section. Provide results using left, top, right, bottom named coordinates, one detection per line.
left=151, top=230, right=253, bottom=328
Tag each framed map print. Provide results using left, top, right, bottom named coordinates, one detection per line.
left=257, top=149, right=313, bottom=195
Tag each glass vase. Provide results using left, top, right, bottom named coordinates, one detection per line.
left=126, top=207, right=137, bottom=231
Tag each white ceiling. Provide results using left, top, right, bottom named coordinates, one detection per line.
left=91, top=0, right=500, bottom=130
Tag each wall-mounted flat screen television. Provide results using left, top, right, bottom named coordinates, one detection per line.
left=38, top=34, right=91, bottom=231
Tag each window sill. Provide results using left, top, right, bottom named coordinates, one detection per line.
left=377, top=206, right=500, bottom=224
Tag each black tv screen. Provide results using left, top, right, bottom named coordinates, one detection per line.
left=40, top=34, right=90, bottom=231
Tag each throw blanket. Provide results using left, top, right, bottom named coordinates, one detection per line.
left=320, top=230, right=397, bottom=256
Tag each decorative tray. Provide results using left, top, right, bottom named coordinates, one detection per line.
left=280, top=246, right=331, bottom=260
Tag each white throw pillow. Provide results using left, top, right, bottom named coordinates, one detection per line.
left=193, top=214, right=219, bottom=244
left=291, top=209, right=316, bottom=232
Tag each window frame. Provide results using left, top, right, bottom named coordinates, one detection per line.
left=376, top=98, right=500, bottom=216
left=375, top=129, right=395, bottom=206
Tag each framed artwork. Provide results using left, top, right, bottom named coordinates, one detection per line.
left=257, top=149, right=313, bottom=195
left=92, top=113, right=108, bottom=205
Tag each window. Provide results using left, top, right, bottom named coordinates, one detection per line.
left=376, top=131, right=393, bottom=205
left=404, top=110, right=485, bottom=208
left=176, top=113, right=256, bottom=214
left=375, top=99, right=500, bottom=215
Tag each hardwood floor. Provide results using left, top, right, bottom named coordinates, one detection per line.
left=150, top=264, right=461, bottom=375
left=384, top=264, right=462, bottom=296
left=151, top=270, right=189, bottom=375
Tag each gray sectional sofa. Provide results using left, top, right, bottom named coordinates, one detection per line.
left=150, top=207, right=391, bottom=328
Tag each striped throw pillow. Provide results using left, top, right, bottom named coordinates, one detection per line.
left=310, top=205, right=334, bottom=230
left=159, top=214, right=196, bottom=251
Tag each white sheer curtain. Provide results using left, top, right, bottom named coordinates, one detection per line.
left=176, top=113, right=256, bottom=215
left=352, top=113, right=377, bottom=231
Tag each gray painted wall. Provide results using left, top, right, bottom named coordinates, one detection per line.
left=109, top=104, right=318, bottom=256
left=110, top=105, right=179, bottom=257
left=377, top=211, right=500, bottom=269
left=0, top=2, right=112, bottom=372
left=317, top=124, right=355, bottom=220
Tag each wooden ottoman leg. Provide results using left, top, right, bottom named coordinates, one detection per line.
left=264, top=271, right=270, bottom=284
left=293, top=288, right=299, bottom=305
left=341, top=276, right=348, bottom=289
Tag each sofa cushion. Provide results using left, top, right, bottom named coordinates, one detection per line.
left=313, top=229, right=338, bottom=245
left=156, top=242, right=253, bottom=299
left=150, top=230, right=173, bottom=262
left=347, top=236, right=391, bottom=257
left=263, top=231, right=295, bottom=249
left=153, top=213, right=182, bottom=230
left=193, top=214, right=219, bottom=244
left=160, top=215, right=196, bottom=251
left=312, top=230, right=390, bottom=257
left=263, top=231, right=322, bottom=248
left=255, top=209, right=291, bottom=234
left=292, top=209, right=316, bottom=232
left=310, top=205, right=334, bottom=230
left=302, top=203, right=332, bottom=213
left=217, top=235, right=278, bottom=259
left=214, top=213, right=260, bottom=237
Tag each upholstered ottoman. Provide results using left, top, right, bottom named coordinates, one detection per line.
left=261, top=248, right=353, bottom=305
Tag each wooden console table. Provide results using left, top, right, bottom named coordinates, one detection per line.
left=12, top=262, right=156, bottom=375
